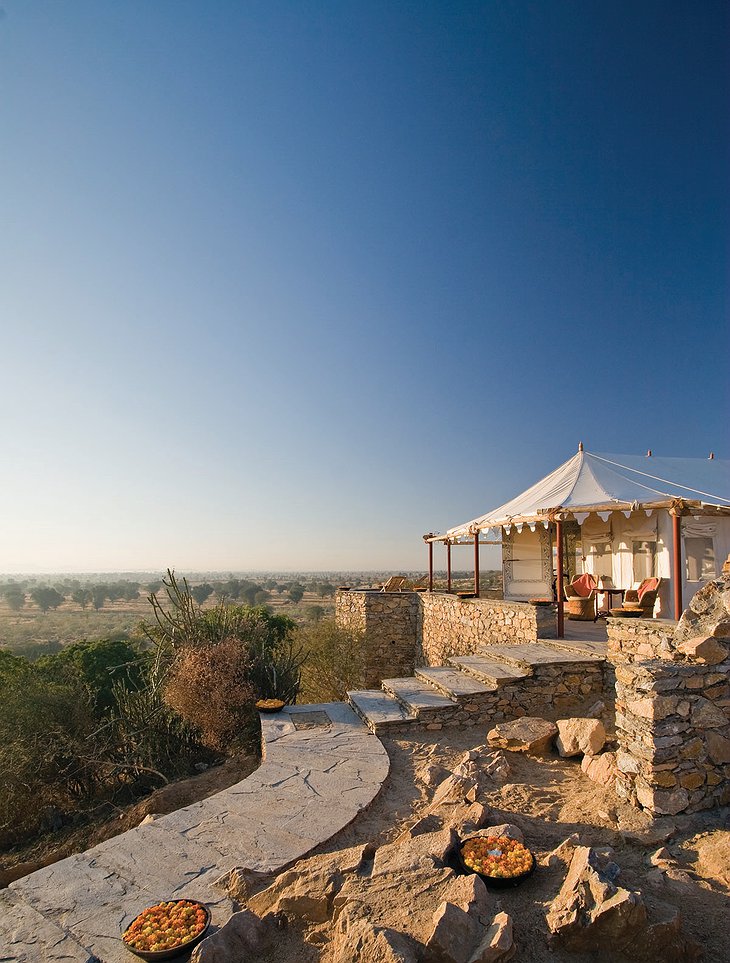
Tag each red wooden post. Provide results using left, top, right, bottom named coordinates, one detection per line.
left=428, top=539, right=434, bottom=592
left=446, top=541, right=452, bottom=593
left=474, top=532, right=480, bottom=597
left=672, top=512, right=683, bottom=621
left=556, top=518, right=565, bottom=639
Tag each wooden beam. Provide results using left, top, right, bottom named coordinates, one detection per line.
left=428, top=539, right=434, bottom=592
left=446, top=541, right=452, bottom=593
left=672, top=512, right=683, bottom=621
left=474, top=533, right=480, bottom=597
left=556, top=519, right=565, bottom=639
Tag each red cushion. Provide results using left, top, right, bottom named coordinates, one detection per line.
left=571, top=574, right=596, bottom=598
left=638, top=578, right=659, bottom=601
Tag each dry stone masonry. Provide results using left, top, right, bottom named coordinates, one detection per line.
left=613, top=572, right=730, bottom=816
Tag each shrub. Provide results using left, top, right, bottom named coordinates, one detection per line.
left=297, top=619, right=366, bottom=704
left=164, top=638, right=256, bottom=750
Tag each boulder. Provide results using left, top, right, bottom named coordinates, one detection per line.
left=442, top=873, right=492, bottom=925
left=556, top=718, right=606, bottom=757
left=248, top=842, right=371, bottom=922
left=676, top=634, right=729, bottom=665
left=546, top=846, right=647, bottom=952
left=486, top=718, right=558, bottom=754
left=423, top=900, right=482, bottom=963
left=331, top=901, right=417, bottom=963
left=372, top=828, right=458, bottom=876
left=467, top=823, right=524, bottom=844
left=540, top=833, right=581, bottom=869
left=469, top=911, right=515, bottom=963
left=190, top=910, right=271, bottom=962
left=581, top=751, right=617, bottom=787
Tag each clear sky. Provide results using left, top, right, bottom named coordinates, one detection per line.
left=1, top=1, right=727, bottom=573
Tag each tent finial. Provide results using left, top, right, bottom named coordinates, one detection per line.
left=578, top=441, right=583, bottom=452
left=709, top=452, right=715, bottom=460
left=646, top=449, right=652, bottom=457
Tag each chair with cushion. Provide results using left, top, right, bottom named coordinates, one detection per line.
left=564, top=573, right=598, bottom=621
left=624, top=577, right=661, bottom=617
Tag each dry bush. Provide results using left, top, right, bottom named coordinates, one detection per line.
left=163, top=638, right=255, bottom=750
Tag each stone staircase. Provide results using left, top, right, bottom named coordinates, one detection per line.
left=347, top=640, right=607, bottom=734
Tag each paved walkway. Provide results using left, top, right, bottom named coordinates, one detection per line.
left=1, top=703, right=390, bottom=963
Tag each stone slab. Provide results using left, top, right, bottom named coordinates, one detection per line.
left=448, top=655, right=529, bottom=684
left=381, top=676, right=456, bottom=712
left=540, top=638, right=609, bottom=659
left=415, top=666, right=493, bottom=698
left=0, top=890, right=94, bottom=963
left=480, top=643, right=604, bottom=668
left=347, top=689, right=417, bottom=728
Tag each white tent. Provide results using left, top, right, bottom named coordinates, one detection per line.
left=427, top=448, right=730, bottom=626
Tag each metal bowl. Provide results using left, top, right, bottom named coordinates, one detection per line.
left=122, top=900, right=210, bottom=960
left=457, top=836, right=536, bottom=888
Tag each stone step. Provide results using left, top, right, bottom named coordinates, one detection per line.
left=538, top=638, right=608, bottom=659
left=478, top=643, right=604, bottom=670
left=347, top=689, right=417, bottom=731
left=415, top=666, right=495, bottom=701
left=447, top=655, right=530, bottom=686
left=381, top=677, right=456, bottom=718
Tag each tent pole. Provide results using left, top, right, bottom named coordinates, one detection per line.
left=672, top=512, right=683, bottom=620
left=446, top=541, right=452, bottom=593
left=474, top=533, right=480, bottom=597
left=556, top=519, right=565, bottom=638
left=428, top=539, right=434, bottom=592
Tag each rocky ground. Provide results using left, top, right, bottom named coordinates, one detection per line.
left=195, top=725, right=729, bottom=963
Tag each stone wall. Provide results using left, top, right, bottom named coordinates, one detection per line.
left=611, top=571, right=730, bottom=816
left=335, top=590, right=419, bottom=688
left=606, top=618, right=676, bottom=663
left=418, top=593, right=555, bottom=666
left=614, top=658, right=730, bottom=814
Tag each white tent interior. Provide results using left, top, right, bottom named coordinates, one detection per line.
left=428, top=448, right=730, bottom=622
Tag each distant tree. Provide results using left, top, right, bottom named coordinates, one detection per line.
left=317, top=582, right=336, bottom=598
left=287, top=586, right=304, bottom=604
left=191, top=583, right=214, bottom=606
left=254, top=590, right=270, bottom=606
left=3, top=587, right=25, bottom=611
left=305, top=605, right=325, bottom=623
left=71, top=588, right=93, bottom=610
left=91, top=586, right=107, bottom=611
left=145, top=581, right=163, bottom=594
left=123, top=583, right=140, bottom=602
left=241, top=584, right=260, bottom=606
left=30, top=587, right=64, bottom=613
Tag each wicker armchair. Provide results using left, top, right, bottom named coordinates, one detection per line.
left=564, top=573, right=598, bottom=621
left=624, top=577, right=661, bottom=617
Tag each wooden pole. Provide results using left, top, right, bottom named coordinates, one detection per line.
left=672, top=512, right=683, bottom=621
left=428, top=539, right=434, bottom=592
left=474, top=533, right=480, bottom=597
left=556, top=519, right=565, bottom=639
left=446, top=541, right=452, bottom=593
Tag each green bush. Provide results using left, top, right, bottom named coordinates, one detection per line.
left=297, top=618, right=366, bottom=704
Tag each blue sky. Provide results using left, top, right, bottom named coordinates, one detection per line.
left=1, top=1, right=727, bottom=572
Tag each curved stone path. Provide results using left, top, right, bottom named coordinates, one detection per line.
left=1, top=703, right=390, bottom=963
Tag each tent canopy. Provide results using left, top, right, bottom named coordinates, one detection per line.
left=433, top=450, right=730, bottom=541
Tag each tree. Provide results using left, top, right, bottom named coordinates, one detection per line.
left=297, top=619, right=366, bottom=704
left=71, top=588, right=93, bottom=610
left=305, top=605, right=325, bottom=623
left=241, top=584, right=260, bottom=606
left=191, top=583, right=214, bottom=606
left=30, top=587, right=65, bottom=613
left=4, top=587, right=25, bottom=611
left=38, top=637, right=144, bottom=715
left=91, top=586, right=107, bottom=611
left=123, top=583, right=140, bottom=602
left=288, top=586, right=304, bottom=604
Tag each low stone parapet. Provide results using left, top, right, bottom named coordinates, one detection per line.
left=606, top=617, right=676, bottom=663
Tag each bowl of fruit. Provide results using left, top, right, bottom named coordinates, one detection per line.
left=255, top=698, right=285, bottom=713
left=122, top=899, right=210, bottom=959
left=458, top=835, right=535, bottom=888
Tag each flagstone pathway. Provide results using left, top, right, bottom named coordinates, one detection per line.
left=0, top=703, right=390, bottom=963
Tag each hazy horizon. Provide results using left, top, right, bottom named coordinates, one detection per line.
left=2, top=2, right=726, bottom=573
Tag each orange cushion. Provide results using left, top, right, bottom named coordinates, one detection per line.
left=638, top=578, right=659, bottom=601
left=571, top=574, right=596, bottom=597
